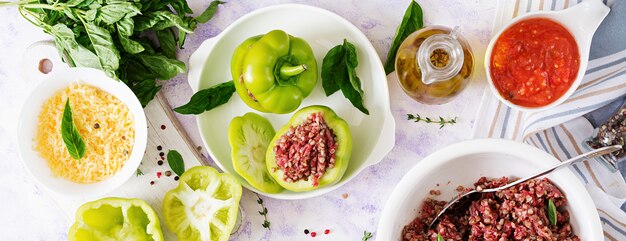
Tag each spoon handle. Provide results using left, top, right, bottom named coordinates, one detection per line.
left=493, top=145, right=622, bottom=191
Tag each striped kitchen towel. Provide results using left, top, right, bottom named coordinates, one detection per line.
left=473, top=0, right=626, bottom=240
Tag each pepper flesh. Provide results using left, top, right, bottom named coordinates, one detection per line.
left=231, top=30, right=318, bottom=114
left=68, top=197, right=164, bottom=241
left=266, top=105, right=352, bottom=192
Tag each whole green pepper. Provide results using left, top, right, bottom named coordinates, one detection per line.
left=231, top=30, right=318, bottom=114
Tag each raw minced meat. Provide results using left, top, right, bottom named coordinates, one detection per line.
left=402, top=177, right=579, bottom=241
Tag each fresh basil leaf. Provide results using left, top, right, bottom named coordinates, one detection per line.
left=171, top=0, right=193, bottom=17
left=65, top=0, right=86, bottom=7
left=174, top=80, right=235, bottom=115
left=74, top=0, right=96, bottom=8
left=97, top=2, right=140, bottom=24
left=118, top=31, right=144, bottom=54
left=321, top=39, right=369, bottom=115
left=140, top=0, right=174, bottom=12
left=156, top=28, right=176, bottom=59
left=321, top=45, right=344, bottom=96
left=117, top=17, right=144, bottom=54
left=384, top=0, right=423, bottom=74
left=177, top=16, right=196, bottom=48
left=82, top=7, right=97, bottom=22
left=82, top=21, right=120, bottom=76
left=51, top=23, right=102, bottom=69
left=195, top=0, right=224, bottom=23
left=343, top=40, right=365, bottom=96
left=134, top=11, right=193, bottom=33
left=548, top=199, right=557, bottom=226
left=61, top=100, right=86, bottom=160
left=167, top=150, right=185, bottom=176
left=137, top=37, right=156, bottom=54
left=134, top=53, right=185, bottom=80
left=131, top=78, right=161, bottom=107
left=436, top=234, right=445, bottom=241
left=119, top=58, right=158, bottom=83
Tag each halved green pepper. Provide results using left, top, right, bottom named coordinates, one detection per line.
left=231, top=30, right=318, bottom=114
left=266, top=105, right=352, bottom=192
left=68, top=197, right=163, bottom=241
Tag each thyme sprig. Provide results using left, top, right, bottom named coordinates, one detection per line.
left=256, top=193, right=271, bottom=230
left=407, top=114, right=457, bottom=129
left=362, top=230, right=373, bottom=241
left=135, top=168, right=144, bottom=177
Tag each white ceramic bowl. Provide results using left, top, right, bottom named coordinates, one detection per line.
left=484, top=0, right=609, bottom=112
left=187, top=4, right=395, bottom=199
left=377, top=139, right=603, bottom=241
left=17, top=67, right=148, bottom=198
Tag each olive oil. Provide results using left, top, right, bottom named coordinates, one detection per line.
left=395, top=26, right=474, bottom=105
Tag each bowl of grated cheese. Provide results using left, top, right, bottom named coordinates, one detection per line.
left=18, top=67, right=147, bottom=198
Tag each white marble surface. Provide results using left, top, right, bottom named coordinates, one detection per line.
left=0, top=0, right=496, bottom=240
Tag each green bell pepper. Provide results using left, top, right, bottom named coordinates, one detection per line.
left=266, top=105, right=352, bottom=192
left=68, top=197, right=163, bottom=241
left=231, top=30, right=318, bottom=114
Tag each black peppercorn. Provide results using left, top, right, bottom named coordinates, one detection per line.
left=174, top=176, right=179, bottom=181
left=94, top=123, right=100, bottom=129
left=157, top=160, right=163, bottom=166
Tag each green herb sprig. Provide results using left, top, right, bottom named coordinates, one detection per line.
left=167, top=150, right=185, bottom=176
left=255, top=193, right=271, bottom=230
left=61, top=100, right=86, bottom=160
left=174, top=81, right=236, bottom=115
left=321, top=39, right=369, bottom=115
left=136, top=168, right=144, bottom=177
left=548, top=199, right=557, bottom=226
left=407, top=114, right=457, bottom=129
left=437, top=233, right=445, bottom=241
left=362, top=230, right=373, bottom=241
left=1, top=0, right=224, bottom=107
left=385, top=0, right=424, bottom=74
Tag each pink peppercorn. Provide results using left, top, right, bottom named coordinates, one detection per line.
left=324, top=229, right=330, bottom=234
left=157, top=172, right=162, bottom=178
left=310, top=232, right=317, bottom=237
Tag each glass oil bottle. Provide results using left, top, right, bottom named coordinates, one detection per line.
left=395, top=26, right=474, bottom=105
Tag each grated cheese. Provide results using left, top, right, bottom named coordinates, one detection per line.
left=35, top=83, right=135, bottom=183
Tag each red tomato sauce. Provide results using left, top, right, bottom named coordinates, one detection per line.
left=490, top=18, right=580, bottom=107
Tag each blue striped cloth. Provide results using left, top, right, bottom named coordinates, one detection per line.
left=473, top=0, right=626, bottom=240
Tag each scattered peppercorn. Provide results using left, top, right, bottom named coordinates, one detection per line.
left=159, top=152, right=165, bottom=157
left=157, top=160, right=163, bottom=166
left=161, top=124, right=166, bottom=130
left=157, top=172, right=162, bottom=178
left=150, top=181, right=155, bottom=185
left=165, top=170, right=172, bottom=177
left=174, top=176, right=179, bottom=181
left=94, top=123, right=100, bottom=129
left=311, top=232, right=317, bottom=237
left=160, top=156, right=165, bottom=160
left=197, top=146, right=202, bottom=151
left=324, top=229, right=330, bottom=235
left=304, top=229, right=309, bottom=235
left=157, top=145, right=162, bottom=151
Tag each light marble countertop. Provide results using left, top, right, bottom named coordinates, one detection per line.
left=0, top=0, right=495, bottom=240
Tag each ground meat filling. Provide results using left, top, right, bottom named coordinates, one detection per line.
left=273, top=112, right=338, bottom=186
left=402, top=177, right=580, bottom=241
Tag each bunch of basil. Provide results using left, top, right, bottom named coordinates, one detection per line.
left=1, top=0, right=224, bottom=106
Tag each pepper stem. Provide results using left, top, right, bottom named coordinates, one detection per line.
left=279, top=64, right=307, bottom=78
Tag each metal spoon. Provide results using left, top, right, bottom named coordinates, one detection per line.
left=428, top=144, right=622, bottom=229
